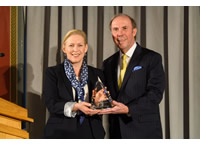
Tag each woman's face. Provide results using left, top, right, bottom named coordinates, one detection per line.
left=62, top=34, right=88, bottom=65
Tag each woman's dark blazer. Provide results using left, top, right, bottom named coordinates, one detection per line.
left=43, top=63, right=105, bottom=138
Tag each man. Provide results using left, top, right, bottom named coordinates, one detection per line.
left=100, top=13, right=165, bottom=139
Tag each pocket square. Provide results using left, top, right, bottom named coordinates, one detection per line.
left=133, top=66, right=142, bottom=71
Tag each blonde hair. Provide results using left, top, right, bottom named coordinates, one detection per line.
left=62, top=29, right=87, bottom=45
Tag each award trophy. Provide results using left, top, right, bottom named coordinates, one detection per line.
left=91, top=80, right=113, bottom=109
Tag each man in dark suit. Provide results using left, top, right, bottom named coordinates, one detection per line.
left=99, top=13, right=165, bottom=138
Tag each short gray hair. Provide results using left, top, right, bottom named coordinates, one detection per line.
left=109, top=13, right=137, bottom=30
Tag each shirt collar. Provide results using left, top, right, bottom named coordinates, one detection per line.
left=119, top=42, right=137, bottom=58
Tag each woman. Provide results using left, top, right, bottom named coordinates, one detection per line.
left=43, top=29, right=105, bottom=138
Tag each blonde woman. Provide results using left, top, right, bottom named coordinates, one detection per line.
left=43, top=29, right=105, bottom=138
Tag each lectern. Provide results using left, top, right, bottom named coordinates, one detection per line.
left=0, top=98, right=34, bottom=139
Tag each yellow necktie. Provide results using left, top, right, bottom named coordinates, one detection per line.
left=118, top=54, right=127, bottom=89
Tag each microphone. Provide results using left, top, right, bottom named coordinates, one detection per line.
left=0, top=53, right=5, bottom=57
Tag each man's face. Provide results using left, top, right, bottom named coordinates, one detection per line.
left=111, top=16, right=137, bottom=53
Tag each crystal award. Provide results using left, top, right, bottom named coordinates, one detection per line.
left=91, top=80, right=112, bottom=109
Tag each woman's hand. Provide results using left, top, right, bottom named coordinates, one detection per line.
left=72, top=102, right=100, bottom=116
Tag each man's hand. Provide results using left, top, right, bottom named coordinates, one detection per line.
left=98, top=100, right=129, bottom=114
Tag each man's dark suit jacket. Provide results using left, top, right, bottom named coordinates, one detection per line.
left=43, top=63, right=105, bottom=138
left=103, top=43, right=165, bottom=139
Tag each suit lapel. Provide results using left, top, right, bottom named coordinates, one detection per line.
left=120, top=44, right=143, bottom=90
left=87, top=67, right=93, bottom=103
left=87, top=66, right=98, bottom=103
left=111, top=52, right=120, bottom=93
left=60, top=63, right=73, bottom=99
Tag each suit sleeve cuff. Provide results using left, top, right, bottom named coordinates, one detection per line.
left=64, top=102, right=77, bottom=118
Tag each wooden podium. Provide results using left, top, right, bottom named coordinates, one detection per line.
left=0, top=98, right=34, bottom=139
